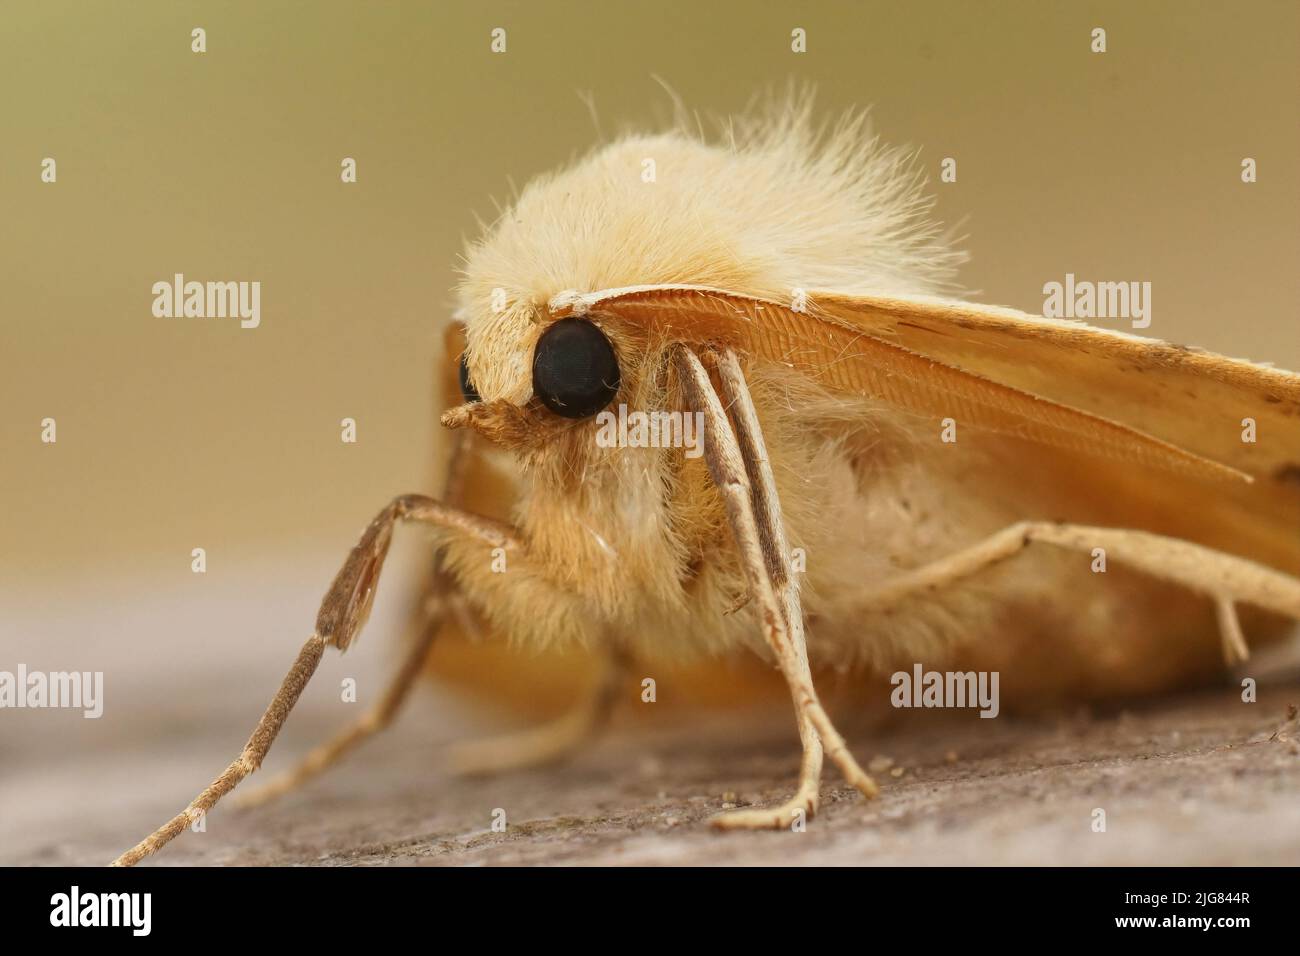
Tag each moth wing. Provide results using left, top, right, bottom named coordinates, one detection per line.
left=808, top=290, right=1300, bottom=482
left=806, top=290, right=1300, bottom=576
left=552, top=286, right=1300, bottom=574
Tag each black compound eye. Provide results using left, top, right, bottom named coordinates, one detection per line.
left=531, top=318, right=620, bottom=419
left=457, top=353, right=481, bottom=403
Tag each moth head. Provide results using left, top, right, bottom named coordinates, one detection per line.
left=443, top=96, right=962, bottom=459
left=441, top=299, right=660, bottom=466
left=449, top=309, right=624, bottom=415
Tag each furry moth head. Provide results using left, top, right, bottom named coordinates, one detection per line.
left=454, top=98, right=963, bottom=410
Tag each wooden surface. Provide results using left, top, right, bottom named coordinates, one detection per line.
left=7, top=670, right=1299, bottom=867
left=4, top=562, right=1298, bottom=867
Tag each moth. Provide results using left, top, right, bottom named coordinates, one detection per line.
left=113, top=97, right=1300, bottom=865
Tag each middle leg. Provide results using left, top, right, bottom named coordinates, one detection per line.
left=448, top=642, right=631, bottom=776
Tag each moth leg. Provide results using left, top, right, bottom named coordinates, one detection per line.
left=447, top=643, right=630, bottom=776
left=230, top=574, right=461, bottom=810
left=110, top=494, right=523, bottom=867
left=235, top=427, right=482, bottom=809
left=708, top=350, right=825, bottom=827
left=675, top=347, right=877, bottom=829
left=858, top=521, right=1300, bottom=665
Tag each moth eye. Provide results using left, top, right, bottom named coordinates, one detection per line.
left=458, top=353, right=481, bottom=403
left=531, top=318, right=620, bottom=419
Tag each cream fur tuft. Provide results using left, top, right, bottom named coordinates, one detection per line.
left=457, top=93, right=965, bottom=404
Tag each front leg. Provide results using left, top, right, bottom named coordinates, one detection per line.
left=111, top=494, right=530, bottom=867
left=231, top=569, right=464, bottom=811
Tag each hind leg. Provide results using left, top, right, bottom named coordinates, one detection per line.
left=856, top=521, right=1300, bottom=665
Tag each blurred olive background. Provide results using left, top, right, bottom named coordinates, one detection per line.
left=1, top=0, right=1296, bottom=864
left=3, top=0, right=1296, bottom=587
